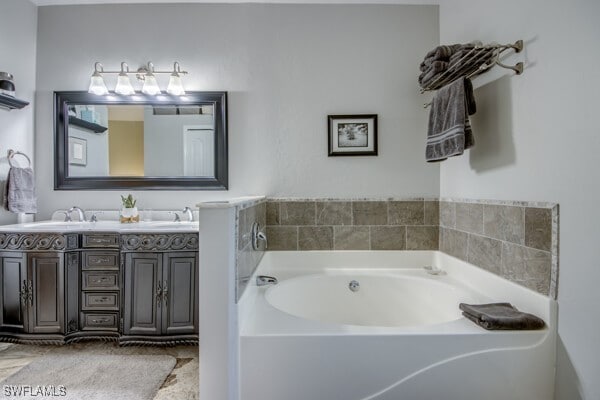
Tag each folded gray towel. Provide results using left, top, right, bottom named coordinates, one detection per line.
left=459, top=303, right=546, bottom=330
left=420, top=59, right=449, bottom=73
left=4, top=167, right=37, bottom=214
left=424, top=44, right=462, bottom=62
left=426, top=77, right=475, bottom=162
left=418, top=61, right=449, bottom=87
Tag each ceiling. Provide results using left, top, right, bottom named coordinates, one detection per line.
left=31, top=0, right=440, bottom=6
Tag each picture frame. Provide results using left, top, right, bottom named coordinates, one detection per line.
left=328, top=114, right=378, bottom=156
left=69, top=136, right=87, bottom=166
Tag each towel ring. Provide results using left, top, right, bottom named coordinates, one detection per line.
left=7, top=150, right=32, bottom=168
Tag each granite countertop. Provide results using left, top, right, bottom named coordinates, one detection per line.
left=0, top=220, right=199, bottom=233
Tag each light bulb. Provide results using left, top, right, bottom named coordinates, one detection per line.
left=142, top=74, right=161, bottom=95
left=115, top=73, right=135, bottom=95
left=167, top=73, right=185, bottom=96
left=88, top=72, right=108, bottom=96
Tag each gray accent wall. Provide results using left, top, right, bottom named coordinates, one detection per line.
left=34, top=4, right=439, bottom=219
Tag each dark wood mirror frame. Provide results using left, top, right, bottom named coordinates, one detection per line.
left=54, top=91, right=228, bottom=190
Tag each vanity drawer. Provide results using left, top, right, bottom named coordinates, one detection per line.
left=82, top=271, right=119, bottom=290
left=82, top=234, right=120, bottom=249
left=81, top=292, right=119, bottom=311
left=81, top=312, right=118, bottom=331
left=82, top=251, right=119, bottom=270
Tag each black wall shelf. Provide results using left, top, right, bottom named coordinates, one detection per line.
left=0, top=94, right=29, bottom=110
left=68, top=116, right=108, bottom=133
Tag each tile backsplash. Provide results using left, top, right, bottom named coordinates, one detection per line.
left=263, top=197, right=559, bottom=299
left=235, top=199, right=266, bottom=301
left=439, top=199, right=558, bottom=298
left=266, top=199, right=439, bottom=251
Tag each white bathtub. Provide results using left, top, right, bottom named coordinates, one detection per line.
left=239, top=251, right=557, bottom=400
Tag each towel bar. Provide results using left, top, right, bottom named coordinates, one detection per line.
left=420, top=40, right=524, bottom=96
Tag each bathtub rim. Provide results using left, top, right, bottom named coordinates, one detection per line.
left=239, top=250, right=556, bottom=337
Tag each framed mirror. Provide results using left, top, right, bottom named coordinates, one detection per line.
left=54, top=91, right=227, bottom=190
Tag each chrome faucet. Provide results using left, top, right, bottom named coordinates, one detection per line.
left=182, top=207, right=194, bottom=222
left=58, top=211, right=72, bottom=222
left=170, top=211, right=181, bottom=222
left=256, top=275, right=278, bottom=287
left=68, top=206, right=86, bottom=222
left=90, top=211, right=103, bottom=223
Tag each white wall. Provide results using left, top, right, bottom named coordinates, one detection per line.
left=34, top=4, right=439, bottom=219
left=0, top=0, right=37, bottom=224
left=438, top=1, right=600, bottom=398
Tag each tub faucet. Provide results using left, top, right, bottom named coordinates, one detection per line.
left=182, top=207, right=194, bottom=222
left=68, top=206, right=86, bottom=222
left=256, top=275, right=278, bottom=287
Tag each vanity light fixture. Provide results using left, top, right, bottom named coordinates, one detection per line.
left=114, top=62, right=135, bottom=95
left=87, top=61, right=188, bottom=96
left=88, top=62, right=109, bottom=96
left=167, top=62, right=186, bottom=96
left=141, top=62, right=161, bottom=95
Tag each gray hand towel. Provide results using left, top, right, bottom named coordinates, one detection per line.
left=4, top=166, right=37, bottom=214
left=459, top=303, right=546, bottom=330
left=426, top=77, right=475, bottom=162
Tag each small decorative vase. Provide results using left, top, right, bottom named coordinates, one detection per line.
left=120, top=207, right=139, bottom=223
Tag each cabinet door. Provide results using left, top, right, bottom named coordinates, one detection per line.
left=27, top=252, right=65, bottom=334
left=123, top=253, right=162, bottom=336
left=162, top=252, right=198, bottom=335
left=0, top=253, right=27, bottom=332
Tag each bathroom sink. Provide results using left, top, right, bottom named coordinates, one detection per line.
left=20, top=221, right=92, bottom=229
left=11, top=220, right=198, bottom=232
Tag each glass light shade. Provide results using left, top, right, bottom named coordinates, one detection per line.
left=167, top=73, right=185, bottom=96
left=141, top=74, right=161, bottom=95
left=88, top=74, right=108, bottom=95
left=115, top=74, right=135, bottom=95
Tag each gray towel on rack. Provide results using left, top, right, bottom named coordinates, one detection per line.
left=424, top=44, right=461, bottom=62
left=459, top=303, right=545, bottom=330
left=418, top=62, right=449, bottom=87
left=4, top=167, right=37, bottom=214
left=426, top=77, right=475, bottom=162
left=419, top=60, right=448, bottom=73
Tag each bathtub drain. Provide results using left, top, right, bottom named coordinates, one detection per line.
left=348, top=280, right=360, bottom=292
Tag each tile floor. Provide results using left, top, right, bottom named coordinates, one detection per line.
left=0, top=342, right=198, bottom=399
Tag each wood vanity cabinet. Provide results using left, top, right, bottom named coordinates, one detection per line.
left=0, top=252, right=65, bottom=335
left=0, top=231, right=198, bottom=346
left=123, top=251, right=198, bottom=339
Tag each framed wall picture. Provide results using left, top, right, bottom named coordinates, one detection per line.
left=69, top=136, right=87, bottom=166
left=328, top=114, right=378, bottom=156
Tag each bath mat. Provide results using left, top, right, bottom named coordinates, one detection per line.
left=0, top=354, right=176, bottom=400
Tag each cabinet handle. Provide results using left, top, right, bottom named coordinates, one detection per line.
left=162, top=280, right=169, bottom=307
left=89, top=238, right=112, bottom=244
left=92, top=318, right=109, bottom=324
left=20, top=280, right=28, bottom=305
left=156, top=281, right=163, bottom=307
left=91, top=257, right=110, bottom=264
left=27, top=280, right=33, bottom=307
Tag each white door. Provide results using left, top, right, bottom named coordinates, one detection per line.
left=183, top=125, right=215, bottom=177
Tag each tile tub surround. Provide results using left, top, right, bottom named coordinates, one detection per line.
left=439, top=199, right=559, bottom=298
left=264, top=198, right=558, bottom=299
left=266, top=199, right=440, bottom=251
left=236, top=199, right=267, bottom=300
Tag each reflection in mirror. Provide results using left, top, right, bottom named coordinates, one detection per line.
left=67, top=104, right=215, bottom=178
left=55, top=91, right=227, bottom=190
